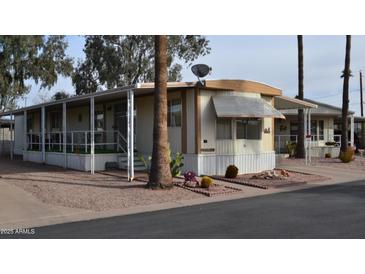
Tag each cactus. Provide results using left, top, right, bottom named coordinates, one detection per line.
left=339, top=147, right=355, bottom=163
left=201, top=176, right=214, bottom=188
left=225, top=165, right=239, bottom=178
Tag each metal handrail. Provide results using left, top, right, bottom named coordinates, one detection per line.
left=25, top=130, right=130, bottom=153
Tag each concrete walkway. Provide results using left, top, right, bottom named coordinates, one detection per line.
left=0, top=181, right=90, bottom=229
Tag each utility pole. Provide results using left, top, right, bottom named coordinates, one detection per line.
left=360, top=70, right=365, bottom=148
left=360, top=70, right=363, bottom=116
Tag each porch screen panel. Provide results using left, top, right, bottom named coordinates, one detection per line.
left=318, top=120, right=324, bottom=140
left=217, top=118, right=232, bottom=139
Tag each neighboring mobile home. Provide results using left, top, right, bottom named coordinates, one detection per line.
left=0, top=79, right=312, bottom=177
left=274, top=98, right=356, bottom=158
left=0, top=118, right=14, bottom=157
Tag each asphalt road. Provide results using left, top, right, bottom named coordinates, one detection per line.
left=5, top=180, right=365, bottom=239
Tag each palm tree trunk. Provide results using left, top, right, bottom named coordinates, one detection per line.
left=341, top=35, right=351, bottom=152
left=296, top=35, right=305, bottom=158
left=148, top=35, right=173, bottom=189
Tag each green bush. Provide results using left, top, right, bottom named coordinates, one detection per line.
left=201, top=176, right=214, bottom=188
left=286, top=142, right=297, bottom=157
left=140, top=144, right=184, bottom=177
left=325, top=141, right=337, bottom=146
left=168, top=144, right=184, bottom=177
left=225, top=165, right=239, bottom=178
left=339, top=147, right=355, bottom=163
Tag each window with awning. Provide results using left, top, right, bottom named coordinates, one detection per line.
left=212, top=95, right=285, bottom=119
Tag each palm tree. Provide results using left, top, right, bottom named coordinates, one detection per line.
left=296, top=35, right=305, bottom=158
left=148, top=35, right=173, bottom=189
left=341, top=35, right=352, bottom=152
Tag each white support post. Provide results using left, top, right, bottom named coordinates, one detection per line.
left=71, top=132, right=74, bottom=152
left=10, top=114, right=14, bottom=160
left=130, top=89, right=134, bottom=180
left=41, top=107, right=45, bottom=163
left=63, top=103, right=67, bottom=168
left=23, top=110, right=27, bottom=154
left=90, top=97, right=95, bottom=174
left=350, top=114, right=355, bottom=147
left=0, top=120, right=2, bottom=157
left=304, top=108, right=308, bottom=165
left=308, top=109, right=312, bottom=163
left=85, top=131, right=88, bottom=153
left=127, top=89, right=134, bottom=182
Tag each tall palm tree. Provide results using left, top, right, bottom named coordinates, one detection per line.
left=296, top=35, right=305, bottom=158
left=341, top=35, right=352, bottom=152
left=148, top=35, right=173, bottom=189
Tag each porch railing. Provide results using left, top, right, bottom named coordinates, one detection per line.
left=275, top=134, right=342, bottom=154
left=274, top=135, right=298, bottom=154
left=25, top=130, right=131, bottom=154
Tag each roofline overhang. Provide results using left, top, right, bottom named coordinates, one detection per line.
left=0, top=84, right=138, bottom=117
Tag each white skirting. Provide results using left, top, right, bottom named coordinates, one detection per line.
left=310, top=146, right=340, bottom=158
left=183, top=151, right=276, bottom=176
left=23, top=151, right=119, bottom=171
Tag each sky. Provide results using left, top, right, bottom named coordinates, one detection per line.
left=25, top=35, right=365, bottom=116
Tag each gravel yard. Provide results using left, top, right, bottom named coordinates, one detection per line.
left=0, top=159, right=203, bottom=211
left=279, top=156, right=365, bottom=170
left=213, top=169, right=328, bottom=189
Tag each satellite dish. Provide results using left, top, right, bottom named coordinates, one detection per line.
left=191, top=64, right=212, bottom=84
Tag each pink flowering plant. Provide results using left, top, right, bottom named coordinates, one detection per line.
left=183, top=171, right=199, bottom=187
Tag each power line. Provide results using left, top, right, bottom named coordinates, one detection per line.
left=311, top=89, right=359, bottom=100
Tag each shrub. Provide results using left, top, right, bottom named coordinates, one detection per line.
left=325, top=153, right=331, bottom=158
left=286, top=142, right=297, bottom=157
left=170, top=152, right=184, bottom=177
left=140, top=144, right=184, bottom=177
left=325, top=141, right=337, bottom=146
left=201, top=176, right=214, bottom=188
left=139, top=155, right=152, bottom=173
left=339, top=147, right=355, bottom=163
left=225, top=165, right=239, bottom=178
left=168, top=145, right=184, bottom=177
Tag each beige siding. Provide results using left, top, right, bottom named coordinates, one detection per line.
left=135, top=91, right=183, bottom=155
left=66, top=106, right=89, bottom=131
left=199, top=90, right=274, bottom=155
left=186, top=89, right=195, bottom=153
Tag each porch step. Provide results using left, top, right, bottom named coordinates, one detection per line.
left=118, top=154, right=146, bottom=171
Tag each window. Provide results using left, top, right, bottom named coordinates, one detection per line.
left=236, top=119, right=246, bottom=139
left=50, top=112, right=61, bottom=130
left=311, top=120, right=317, bottom=140
left=95, top=111, right=104, bottom=131
left=290, top=121, right=298, bottom=142
left=310, top=120, right=324, bottom=141
left=217, top=118, right=232, bottom=139
left=168, top=99, right=181, bottom=127
left=26, top=115, right=33, bottom=132
left=236, top=119, right=262, bottom=140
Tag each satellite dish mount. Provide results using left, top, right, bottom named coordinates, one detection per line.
left=191, top=64, right=212, bottom=85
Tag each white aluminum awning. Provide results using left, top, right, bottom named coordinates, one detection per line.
left=212, top=96, right=285, bottom=119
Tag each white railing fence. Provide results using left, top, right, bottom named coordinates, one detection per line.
left=25, top=130, right=131, bottom=153
left=274, top=135, right=298, bottom=154
left=275, top=134, right=342, bottom=154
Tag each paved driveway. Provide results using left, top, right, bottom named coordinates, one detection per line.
left=7, top=179, right=365, bottom=239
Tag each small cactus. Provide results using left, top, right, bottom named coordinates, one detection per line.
left=200, top=176, right=214, bottom=188
left=225, top=165, right=238, bottom=178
